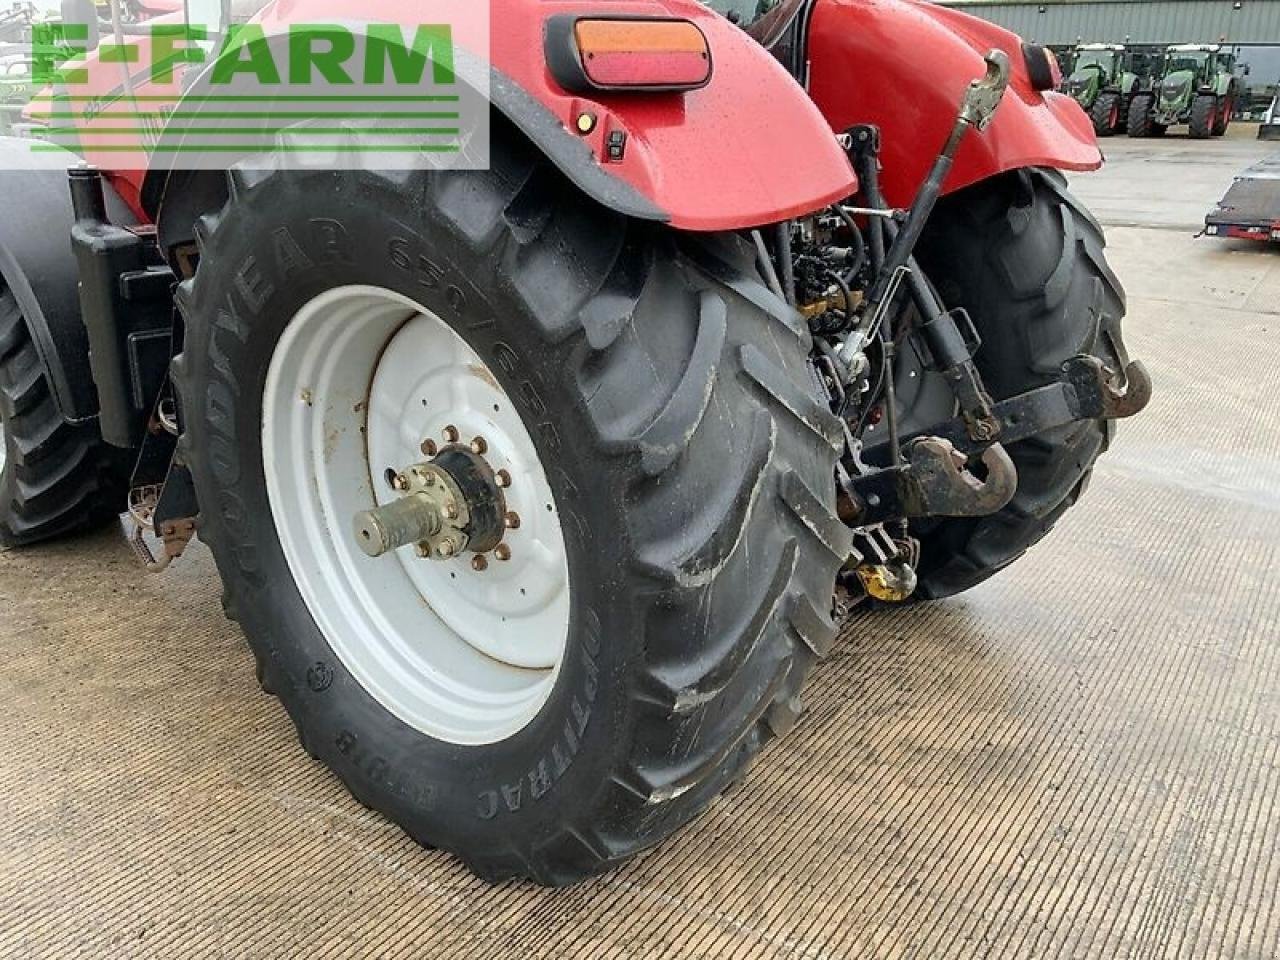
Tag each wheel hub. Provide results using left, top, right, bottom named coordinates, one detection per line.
left=353, top=442, right=509, bottom=561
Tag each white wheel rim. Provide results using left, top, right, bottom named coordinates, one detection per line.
left=262, top=286, right=571, bottom=745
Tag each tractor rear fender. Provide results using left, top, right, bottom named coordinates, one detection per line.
left=0, top=138, right=132, bottom=424
left=145, top=0, right=857, bottom=233
left=806, top=0, right=1101, bottom=209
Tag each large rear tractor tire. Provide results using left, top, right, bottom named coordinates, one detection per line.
left=0, top=285, right=126, bottom=548
left=173, top=129, right=846, bottom=885
left=908, top=167, right=1131, bottom=600
left=1189, top=94, right=1216, bottom=139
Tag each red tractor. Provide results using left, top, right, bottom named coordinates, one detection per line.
left=0, top=0, right=1148, bottom=884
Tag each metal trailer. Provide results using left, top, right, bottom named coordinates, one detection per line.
left=1204, top=153, right=1280, bottom=242
left=1261, top=91, right=1280, bottom=140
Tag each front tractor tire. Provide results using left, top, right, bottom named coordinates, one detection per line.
left=173, top=138, right=846, bottom=885
left=909, top=168, right=1130, bottom=600
left=1126, top=94, right=1165, bottom=137
left=1212, top=95, right=1232, bottom=136
left=0, top=285, right=124, bottom=548
left=1090, top=92, right=1122, bottom=136
left=1189, top=94, right=1217, bottom=139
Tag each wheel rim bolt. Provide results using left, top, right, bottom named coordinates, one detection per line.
left=504, top=511, right=520, bottom=530
left=470, top=436, right=487, bottom=455
left=393, top=473, right=410, bottom=492
left=495, top=469, right=511, bottom=488
left=494, top=544, right=511, bottom=562
left=471, top=554, right=488, bottom=572
left=421, top=439, right=438, bottom=457
left=443, top=424, right=459, bottom=443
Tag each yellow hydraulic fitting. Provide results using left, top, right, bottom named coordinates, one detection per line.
left=855, top=561, right=918, bottom=603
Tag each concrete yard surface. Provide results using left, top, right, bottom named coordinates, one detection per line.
left=2, top=130, right=1279, bottom=958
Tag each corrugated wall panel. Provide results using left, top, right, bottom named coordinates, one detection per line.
left=933, top=1, right=1280, bottom=44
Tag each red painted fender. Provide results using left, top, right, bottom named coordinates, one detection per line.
left=58, top=1, right=857, bottom=231
left=254, top=0, right=858, bottom=231
left=806, top=0, right=1101, bottom=208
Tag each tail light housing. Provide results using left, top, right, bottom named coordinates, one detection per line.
left=545, top=16, right=713, bottom=94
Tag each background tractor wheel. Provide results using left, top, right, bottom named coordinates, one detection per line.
left=905, top=168, right=1130, bottom=601
left=1212, top=96, right=1232, bottom=136
left=1091, top=92, right=1121, bottom=136
left=0, top=284, right=125, bottom=549
left=173, top=127, right=846, bottom=886
left=1189, top=94, right=1216, bottom=139
left=1126, top=95, right=1159, bottom=137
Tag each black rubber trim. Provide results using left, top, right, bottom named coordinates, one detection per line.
left=1023, top=43, right=1057, bottom=92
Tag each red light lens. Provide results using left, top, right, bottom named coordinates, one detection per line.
left=573, top=19, right=712, bottom=90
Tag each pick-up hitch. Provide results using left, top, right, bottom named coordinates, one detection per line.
left=842, top=438, right=1019, bottom=526
left=864, top=354, right=1154, bottom=461
left=845, top=355, right=1152, bottom=527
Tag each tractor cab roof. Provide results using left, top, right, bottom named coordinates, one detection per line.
left=1078, top=43, right=1125, bottom=52
left=1166, top=43, right=1220, bottom=53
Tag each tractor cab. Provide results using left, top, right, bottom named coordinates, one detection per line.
left=1065, top=43, right=1125, bottom=108
left=1160, top=43, right=1235, bottom=97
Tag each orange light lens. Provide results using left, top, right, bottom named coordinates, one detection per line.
left=573, top=19, right=711, bottom=89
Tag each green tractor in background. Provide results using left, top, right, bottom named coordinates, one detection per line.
left=1129, top=44, right=1239, bottom=138
left=1064, top=43, right=1144, bottom=136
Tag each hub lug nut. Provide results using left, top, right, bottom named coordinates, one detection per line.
left=494, top=544, right=511, bottom=562
left=414, top=543, right=431, bottom=558
left=420, top=439, right=438, bottom=457
left=504, top=511, right=520, bottom=530
left=392, top=473, right=409, bottom=492
left=495, top=469, right=511, bottom=488
left=470, top=436, right=487, bottom=455
left=442, top=424, right=459, bottom=443
left=471, top=554, right=488, bottom=572
left=445, top=501, right=459, bottom=520
left=438, top=541, right=457, bottom=559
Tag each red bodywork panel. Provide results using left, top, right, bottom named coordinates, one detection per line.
left=58, top=0, right=858, bottom=231
left=807, top=0, right=1101, bottom=208
left=261, top=0, right=858, bottom=230
left=35, top=0, right=1100, bottom=230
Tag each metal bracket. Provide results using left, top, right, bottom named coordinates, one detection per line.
left=960, top=50, right=1012, bottom=131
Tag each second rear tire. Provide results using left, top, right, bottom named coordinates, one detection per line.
left=909, top=168, right=1131, bottom=600
left=0, top=284, right=125, bottom=549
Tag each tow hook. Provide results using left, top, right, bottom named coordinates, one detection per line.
left=840, top=437, right=1019, bottom=527
left=354, top=441, right=508, bottom=563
